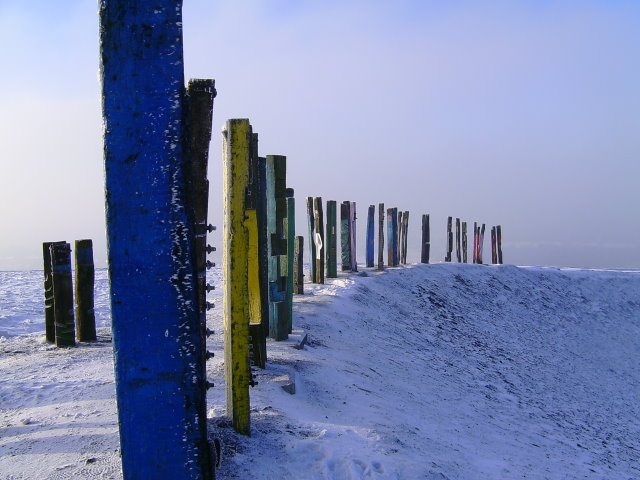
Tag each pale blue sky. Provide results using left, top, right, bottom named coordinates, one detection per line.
left=1, top=0, right=638, bottom=270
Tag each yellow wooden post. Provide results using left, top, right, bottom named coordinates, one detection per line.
left=222, top=119, right=252, bottom=435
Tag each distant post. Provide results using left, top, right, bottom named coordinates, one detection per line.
left=306, top=197, right=316, bottom=281
left=74, top=239, right=96, bottom=342
left=497, top=225, right=504, bottom=264
left=455, top=218, right=461, bottom=263
left=377, top=203, right=385, bottom=270
left=43, top=241, right=64, bottom=343
left=402, top=211, right=409, bottom=264
left=473, top=222, right=478, bottom=264
left=350, top=202, right=357, bottom=271
left=391, top=207, right=399, bottom=266
left=478, top=224, right=486, bottom=264
left=445, top=216, right=453, bottom=262
left=50, top=242, right=75, bottom=347
left=421, top=214, right=430, bottom=264
left=313, top=197, right=325, bottom=284
left=491, top=226, right=497, bottom=264
left=326, top=200, right=337, bottom=278
left=366, top=205, right=375, bottom=267
left=397, top=211, right=404, bottom=264
left=340, top=201, right=351, bottom=271
left=294, top=236, right=304, bottom=294
left=461, top=222, right=468, bottom=263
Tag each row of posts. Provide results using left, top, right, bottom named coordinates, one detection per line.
left=42, top=239, right=96, bottom=347
left=445, top=217, right=504, bottom=264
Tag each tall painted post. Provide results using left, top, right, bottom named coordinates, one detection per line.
left=421, top=214, right=430, bottom=264
left=462, top=222, right=468, bottom=263
left=377, top=203, right=385, bottom=271
left=294, top=236, right=304, bottom=294
left=222, top=119, right=253, bottom=435
left=313, top=197, right=325, bottom=284
left=306, top=197, right=316, bottom=281
left=445, top=217, right=453, bottom=262
left=285, top=192, right=295, bottom=333
left=74, top=239, right=96, bottom=342
left=391, top=207, right=399, bottom=266
left=350, top=202, right=357, bottom=272
left=455, top=218, right=461, bottom=263
left=386, top=208, right=393, bottom=266
left=43, top=241, right=64, bottom=343
left=473, top=222, right=479, bottom=264
left=366, top=205, right=375, bottom=267
left=326, top=200, right=337, bottom=278
left=497, top=225, right=504, bottom=264
left=397, top=211, right=404, bottom=264
left=50, top=242, right=75, bottom=347
left=478, top=224, right=486, bottom=264
left=266, top=156, right=288, bottom=340
left=340, top=201, right=351, bottom=271
left=100, top=2, right=213, bottom=475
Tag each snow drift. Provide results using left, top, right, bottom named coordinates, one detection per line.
left=1, top=264, right=639, bottom=479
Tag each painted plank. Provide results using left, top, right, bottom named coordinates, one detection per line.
left=455, top=218, right=461, bottom=263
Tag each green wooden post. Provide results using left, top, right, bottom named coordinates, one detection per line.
left=43, top=241, right=64, bottom=343
left=326, top=200, right=337, bottom=278
left=50, top=242, right=75, bottom=347
left=340, top=201, right=351, bottom=271
left=306, top=197, right=316, bottom=282
left=294, top=236, right=304, bottom=294
left=285, top=193, right=295, bottom=333
left=497, top=225, right=504, bottom=264
left=377, top=203, right=385, bottom=271
left=313, top=197, right=325, bottom=284
left=462, top=221, right=468, bottom=263
left=350, top=202, right=357, bottom=272
left=266, top=155, right=288, bottom=341
left=74, top=239, right=96, bottom=342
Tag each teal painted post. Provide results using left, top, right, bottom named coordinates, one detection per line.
left=386, top=208, right=394, bottom=266
left=285, top=193, right=295, bottom=333
left=392, top=208, right=399, bottom=266
left=350, top=202, right=357, bottom=272
left=326, top=200, right=337, bottom=278
left=340, top=201, right=351, bottom=271
left=306, top=197, right=316, bottom=282
left=366, top=205, right=375, bottom=267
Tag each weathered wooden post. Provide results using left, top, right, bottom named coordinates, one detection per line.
left=326, top=200, right=337, bottom=278
left=455, top=218, right=461, bottom=263
left=294, top=236, right=304, bottom=294
left=50, top=242, right=75, bottom=347
left=222, top=119, right=254, bottom=436
left=306, top=197, right=316, bottom=281
left=391, top=207, right=399, bottom=266
left=43, top=241, right=64, bottom=343
left=266, top=155, right=288, bottom=341
left=349, top=202, right=357, bottom=272
left=340, top=201, right=351, bottom=271
left=497, top=225, right=504, bottom=264
left=377, top=203, right=385, bottom=270
left=462, top=222, right=468, bottom=263
left=313, top=197, right=325, bottom=284
left=491, top=226, right=497, bottom=264
left=74, top=239, right=96, bottom=342
left=473, top=222, right=478, bottom=264
left=285, top=192, right=295, bottom=333
left=366, top=205, right=375, bottom=267
left=386, top=208, right=394, bottom=266
left=478, top=223, right=486, bottom=264
left=421, top=214, right=430, bottom=264
left=100, top=1, right=214, bottom=475
left=402, top=210, right=409, bottom=265
left=397, top=211, right=404, bottom=264
left=445, top=216, right=453, bottom=262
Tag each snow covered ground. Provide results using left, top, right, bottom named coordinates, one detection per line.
left=1, top=264, right=639, bottom=479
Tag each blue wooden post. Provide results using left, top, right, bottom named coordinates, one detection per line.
left=392, top=208, right=399, bottom=266
left=100, top=1, right=212, bottom=478
left=366, top=205, right=375, bottom=267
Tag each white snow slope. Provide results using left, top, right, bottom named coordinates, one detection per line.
left=1, top=264, right=639, bottom=480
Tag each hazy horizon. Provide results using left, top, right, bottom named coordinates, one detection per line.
left=1, top=0, right=638, bottom=271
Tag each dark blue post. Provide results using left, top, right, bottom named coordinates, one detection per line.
left=392, top=207, right=399, bottom=266
left=366, top=205, right=375, bottom=267
left=99, top=2, right=212, bottom=479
